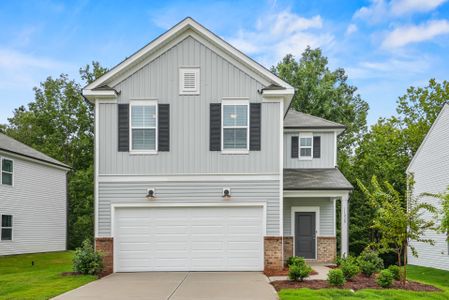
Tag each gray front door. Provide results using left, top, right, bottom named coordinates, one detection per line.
left=294, top=212, right=316, bottom=259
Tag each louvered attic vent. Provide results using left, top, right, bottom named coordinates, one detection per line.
left=179, top=67, right=200, bottom=95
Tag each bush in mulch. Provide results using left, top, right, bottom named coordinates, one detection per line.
left=271, top=274, right=441, bottom=292
left=264, top=268, right=317, bottom=277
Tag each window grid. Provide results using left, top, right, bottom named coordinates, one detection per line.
left=1, top=158, right=13, bottom=186
left=1, top=215, right=12, bottom=241
left=129, top=101, right=158, bottom=153
left=222, top=101, right=249, bottom=152
left=299, top=136, right=313, bottom=159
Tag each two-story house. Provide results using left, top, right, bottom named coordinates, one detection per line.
left=82, top=17, right=352, bottom=274
left=0, top=133, right=70, bottom=255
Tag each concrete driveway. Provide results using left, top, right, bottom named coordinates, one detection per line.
left=53, top=272, right=278, bottom=300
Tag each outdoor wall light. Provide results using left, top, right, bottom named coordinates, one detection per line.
left=146, top=188, right=156, bottom=200
left=222, top=188, right=231, bottom=199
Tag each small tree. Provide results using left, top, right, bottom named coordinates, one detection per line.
left=357, top=175, right=436, bottom=284
left=422, top=186, right=449, bottom=241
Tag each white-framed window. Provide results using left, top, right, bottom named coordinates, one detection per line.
left=299, top=134, right=313, bottom=160
left=222, top=99, right=249, bottom=153
left=179, top=67, right=200, bottom=95
left=1, top=214, right=12, bottom=241
left=129, top=100, right=158, bottom=154
left=1, top=158, right=13, bottom=186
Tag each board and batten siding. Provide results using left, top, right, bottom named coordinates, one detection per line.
left=0, top=155, right=66, bottom=255
left=283, top=198, right=335, bottom=236
left=97, top=36, right=280, bottom=175
left=408, top=104, right=449, bottom=271
left=97, top=179, right=280, bottom=237
left=284, top=132, right=335, bottom=169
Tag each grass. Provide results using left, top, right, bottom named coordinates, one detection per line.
left=278, top=265, right=449, bottom=300
left=0, top=251, right=96, bottom=300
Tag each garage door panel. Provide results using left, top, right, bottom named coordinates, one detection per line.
left=114, top=206, right=264, bottom=272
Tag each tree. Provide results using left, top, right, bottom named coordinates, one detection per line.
left=357, top=175, right=436, bottom=283
left=4, top=62, right=107, bottom=248
left=272, top=47, right=369, bottom=156
left=423, top=187, right=449, bottom=241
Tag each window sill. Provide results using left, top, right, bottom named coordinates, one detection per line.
left=298, top=157, right=313, bottom=160
left=129, top=151, right=158, bottom=156
left=221, top=150, right=249, bottom=155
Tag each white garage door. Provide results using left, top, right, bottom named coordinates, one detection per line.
left=114, top=206, right=264, bottom=272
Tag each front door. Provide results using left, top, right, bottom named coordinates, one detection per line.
left=294, top=212, right=316, bottom=259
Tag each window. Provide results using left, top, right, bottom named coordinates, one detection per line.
left=299, top=135, right=313, bottom=159
left=222, top=100, right=249, bottom=153
left=1, top=158, right=13, bottom=186
left=179, top=67, right=200, bottom=95
left=1, top=215, right=12, bottom=241
left=130, top=101, right=158, bottom=153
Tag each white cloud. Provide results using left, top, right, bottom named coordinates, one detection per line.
left=227, top=9, right=334, bottom=67
left=346, top=24, right=358, bottom=35
left=382, top=19, right=449, bottom=48
left=354, top=0, right=447, bottom=23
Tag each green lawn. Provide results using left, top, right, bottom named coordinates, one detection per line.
left=279, top=265, right=449, bottom=300
left=0, top=251, right=96, bottom=300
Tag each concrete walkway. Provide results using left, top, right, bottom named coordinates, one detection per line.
left=53, top=272, right=278, bottom=300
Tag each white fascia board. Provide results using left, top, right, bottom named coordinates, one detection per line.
left=83, top=89, right=117, bottom=102
left=407, top=103, right=449, bottom=173
left=84, top=17, right=293, bottom=95
left=284, top=190, right=351, bottom=198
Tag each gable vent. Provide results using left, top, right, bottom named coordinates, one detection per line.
left=179, top=67, right=200, bottom=95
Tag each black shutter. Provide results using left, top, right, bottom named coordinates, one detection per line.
left=210, top=103, right=221, bottom=151
left=250, top=103, right=261, bottom=151
left=118, top=104, right=129, bottom=152
left=291, top=136, right=298, bottom=158
left=313, top=136, right=321, bottom=158
left=158, top=104, right=170, bottom=151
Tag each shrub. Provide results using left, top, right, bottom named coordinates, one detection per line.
left=327, top=269, right=346, bottom=287
left=387, top=265, right=401, bottom=280
left=287, top=256, right=306, bottom=267
left=340, top=259, right=360, bottom=280
left=376, top=269, right=394, bottom=288
left=357, top=250, right=384, bottom=277
left=288, top=260, right=312, bottom=281
left=73, top=239, right=103, bottom=275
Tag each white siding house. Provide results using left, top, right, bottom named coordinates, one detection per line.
left=0, top=133, right=70, bottom=255
left=407, top=103, right=449, bottom=271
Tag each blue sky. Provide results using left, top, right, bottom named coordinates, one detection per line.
left=1, top=0, right=449, bottom=124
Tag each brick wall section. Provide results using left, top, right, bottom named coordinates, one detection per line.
left=317, top=236, right=336, bottom=263
left=95, top=237, right=113, bottom=275
left=264, top=236, right=283, bottom=271
left=283, top=236, right=293, bottom=266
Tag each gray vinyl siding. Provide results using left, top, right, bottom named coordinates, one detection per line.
left=408, top=104, right=449, bottom=271
left=98, top=102, right=279, bottom=175
left=97, top=35, right=280, bottom=175
left=284, top=132, right=335, bottom=169
left=98, top=179, right=280, bottom=236
left=0, top=155, right=66, bottom=255
left=283, top=198, right=335, bottom=236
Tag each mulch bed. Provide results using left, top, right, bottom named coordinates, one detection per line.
left=264, top=268, right=318, bottom=277
left=61, top=271, right=83, bottom=276
left=271, top=274, right=441, bottom=292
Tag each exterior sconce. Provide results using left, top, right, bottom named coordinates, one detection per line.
left=222, top=188, right=231, bottom=199
left=146, top=188, right=156, bottom=200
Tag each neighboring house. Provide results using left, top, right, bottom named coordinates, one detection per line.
left=0, top=133, right=70, bottom=255
left=407, top=103, right=449, bottom=271
left=82, top=17, right=352, bottom=274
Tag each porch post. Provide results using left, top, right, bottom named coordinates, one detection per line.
left=340, top=193, right=349, bottom=257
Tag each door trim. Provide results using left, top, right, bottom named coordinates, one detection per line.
left=291, top=206, right=320, bottom=260
left=111, top=202, right=267, bottom=273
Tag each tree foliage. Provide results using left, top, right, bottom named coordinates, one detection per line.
left=3, top=62, right=106, bottom=249
left=423, top=187, right=449, bottom=240
left=357, top=175, right=436, bottom=283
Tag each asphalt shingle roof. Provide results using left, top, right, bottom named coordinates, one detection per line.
left=0, top=133, right=70, bottom=169
left=284, top=168, right=353, bottom=190
left=284, top=110, right=346, bottom=129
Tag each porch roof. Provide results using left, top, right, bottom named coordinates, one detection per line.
left=283, top=168, right=353, bottom=191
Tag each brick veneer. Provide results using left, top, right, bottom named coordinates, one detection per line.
left=264, top=236, right=283, bottom=271
left=95, top=237, right=113, bottom=275
left=283, top=236, right=293, bottom=266
left=317, top=236, right=336, bottom=263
